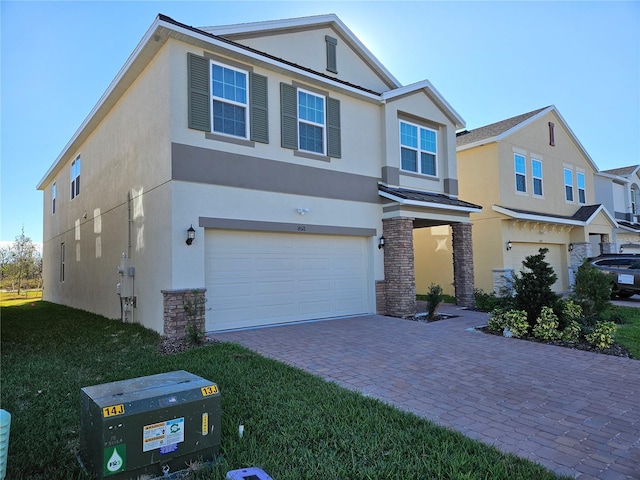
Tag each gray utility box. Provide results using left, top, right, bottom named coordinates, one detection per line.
left=80, top=371, right=221, bottom=479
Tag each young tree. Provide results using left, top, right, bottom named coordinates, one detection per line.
left=513, top=248, right=560, bottom=329
left=10, top=227, right=37, bottom=295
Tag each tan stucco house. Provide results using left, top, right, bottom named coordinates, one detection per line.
left=596, top=165, right=640, bottom=253
left=37, top=14, right=481, bottom=334
left=414, top=105, right=616, bottom=296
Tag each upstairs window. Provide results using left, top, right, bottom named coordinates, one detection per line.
left=212, top=62, right=248, bottom=138
left=298, top=90, right=325, bottom=154
left=564, top=168, right=574, bottom=202
left=514, top=154, right=526, bottom=192
left=577, top=172, right=586, bottom=204
left=532, top=159, right=543, bottom=196
left=52, top=182, right=57, bottom=214
left=400, top=121, right=437, bottom=176
left=280, top=83, right=340, bottom=158
left=71, top=156, right=81, bottom=200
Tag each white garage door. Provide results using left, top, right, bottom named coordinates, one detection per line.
left=205, top=230, right=371, bottom=331
left=511, top=243, right=567, bottom=292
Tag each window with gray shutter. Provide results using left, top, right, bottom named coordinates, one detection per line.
left=280, top=83, right=298, bottom=150
left=187, top=53, right=211, bottom=132
left=327, top=97, right=341, bottom=158
left=250, top=72, right=269, bottom=143
left=325, top=35, right=337, bottom=74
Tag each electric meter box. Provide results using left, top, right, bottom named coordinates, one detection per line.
left=80, top=370, right=221, bottom=479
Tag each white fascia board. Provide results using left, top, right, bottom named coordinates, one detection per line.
left=492, top=205, right=586, bottom=226
left=590, top=205, right=619, bottom=228
left=618, top=224, right=640, bottom=233
left=382, top=79, right=465, bottom=129
left=379, top=190, right=481, bottom=213
left=201, top=14, right=401, bottom=89
left=594, top=171, right=630, bottom=184
left=37, top=16, right=166, bottom=190
left=37, top=15, right=385, bottom=189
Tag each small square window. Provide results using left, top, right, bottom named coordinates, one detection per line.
left=400, top=121, right=437, bottom=176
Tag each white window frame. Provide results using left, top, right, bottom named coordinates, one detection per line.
left=531, top=159, right=543, bottom=197
left=297, top=88, right=326, bottom=155
left=514, top=154, right=527, bottom=193
left=399, top=120, right=438, bottom=177
left=564, top=168, right=574, bottom=202
left=577, top=171, right=586, bottom=204
left=52, top=182, right=57, bottom=214
left=210, top=61, right=249, bottom=139
left=71, top=156, right=81, bottom=200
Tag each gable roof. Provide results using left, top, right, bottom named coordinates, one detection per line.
left=37, top=13, right=465, bottom=190
left=455, top=105, right=600, bottom=173
left=492, top=204, right=617, bottom=228
left=456, top=106, right=549, bottom=147
left=601, top=165, right=640, bottom=178
left=200, top=14, right=401, bottom=90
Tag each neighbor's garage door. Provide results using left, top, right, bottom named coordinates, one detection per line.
left=205, top=230, right=370, bottom=331
left=511, top=243, right=567, bottom=292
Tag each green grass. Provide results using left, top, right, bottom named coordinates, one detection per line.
left=1, top=302, right=567, bottom=479
left=0, top=289, right=42, bottom=306
left=606, top=306, right=640, bottom=358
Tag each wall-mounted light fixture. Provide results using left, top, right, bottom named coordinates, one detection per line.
left=506, top=240, right=512, bottom=251
left=296, top=208, right=310, bottom=215
left=378, top=236, right=385, bottom=249
left=186, top=225, right=196, bottom=246
left=620, top=246, right=624, bottom=253
left=568, top=243, right=574, bottom=252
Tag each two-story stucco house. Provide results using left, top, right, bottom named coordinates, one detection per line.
left=37, top=14, right=481, bottom=334
left=414, top=105, right=616, bottom=296
left=595, top=165, right=640, bottom=253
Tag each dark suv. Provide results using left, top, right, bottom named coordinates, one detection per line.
left=589, top=254, right=640, bottom=298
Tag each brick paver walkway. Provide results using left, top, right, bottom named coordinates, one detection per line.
left=210, top=305, right=640, bottom=479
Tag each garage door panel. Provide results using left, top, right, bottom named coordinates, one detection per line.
left=205, top=230, right=370, bottom=331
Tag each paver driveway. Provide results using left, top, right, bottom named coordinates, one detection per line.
left=210, top=305, right=640, bottom=479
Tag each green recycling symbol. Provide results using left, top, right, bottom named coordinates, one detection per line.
left=170, top=423, right=180, bottom=434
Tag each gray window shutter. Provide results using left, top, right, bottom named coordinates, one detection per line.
left=327, top=97, right=341, bottom=158
left=280, top=83, right=298, bottom=150
left=250, top=72, right=269, bottom=143
left=187, top=53, right=211, bottom=132
left=325, top=35, right=337, bottom=73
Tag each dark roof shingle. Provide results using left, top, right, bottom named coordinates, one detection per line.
left=456, top=106, right=550, bottom=147
left=379, top=185, right=481, bottom=210
left=601, top=165, right=639, bottom=177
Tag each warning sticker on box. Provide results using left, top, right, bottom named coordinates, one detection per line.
left=142, top=418, right=184, bottom=452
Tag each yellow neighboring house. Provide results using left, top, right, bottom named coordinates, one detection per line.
left=414, top=105, right=617, bottom=296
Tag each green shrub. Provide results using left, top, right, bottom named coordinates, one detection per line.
left=561, top=320, right=581, bottom=342
left=183, top=290, right=206, bottom=345
left=532, top=307, right=561, bottom=340
left=585, top=321, right=617, bottom=349
left=489, top=309, right=529, bottom=338
left=426, top=283, right=443, bottom=320
left=513, top=248, right=560, bottom=328
left=474, top=288, right=513, bottom=312
left=571, top=259, right=611, bottom=317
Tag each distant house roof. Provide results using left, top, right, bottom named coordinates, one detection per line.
left=492, top=204, right=617, bottom=227
left=601, top=165, right=640, bottom=177
left=455, top=105, right=600, bottom=173
left=379, top=185, right=482, bottom=212
left=617, top=221, right=640, bottom=233
left=456, top=107, right=549, bottom=147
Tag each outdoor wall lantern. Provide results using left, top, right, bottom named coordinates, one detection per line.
left=568, top=243, right=574, bottom=252
left=186, top=225, right=196, bottom=246
left=620, top=246, right=624, bottom=253
left=378, top=236, right=385, bottom=249
left=506, top=240, right=512, bottom=251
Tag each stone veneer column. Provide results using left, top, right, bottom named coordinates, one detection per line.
left=452, top=223, right=475, bottom=307
left=568, top=242, right=591, bottom=287
left=162, top=288, right=206, bottom=340
left=382, top=218, right=416, bottom=317
left=375, top=280, right=387, bottom=315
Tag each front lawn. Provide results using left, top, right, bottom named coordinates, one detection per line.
left=607, top=306, right=640, bottom=358
left=0, top=301, right=566, bottom=479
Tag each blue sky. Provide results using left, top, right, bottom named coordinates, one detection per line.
left=1, top=1, right=639, bottom=245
